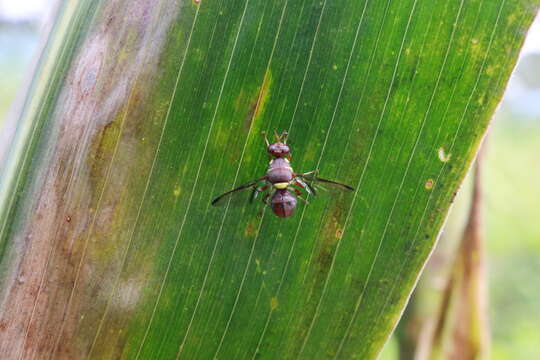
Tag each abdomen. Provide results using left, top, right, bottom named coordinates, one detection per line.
left=271, top=190, right=297, bottom=217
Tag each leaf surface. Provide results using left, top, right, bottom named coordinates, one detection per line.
left=0, top=0, right=537, bottom=359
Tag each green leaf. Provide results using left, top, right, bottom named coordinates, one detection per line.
left=0, top=0, right=537, bottom=358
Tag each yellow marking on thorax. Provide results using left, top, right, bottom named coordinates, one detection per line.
left=274, top=182, right=289, bottom=189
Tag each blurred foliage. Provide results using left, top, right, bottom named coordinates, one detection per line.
left=485, top=112, right=540, bottom=360
left=0, top=24, right=39, bottom=125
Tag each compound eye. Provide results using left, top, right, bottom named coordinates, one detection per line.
left=268, top=144, right=283, bottom=156
left=279, top=144, right=290, bottom=154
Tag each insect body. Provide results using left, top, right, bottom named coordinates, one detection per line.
left=211, top=131, right=354, bottom=218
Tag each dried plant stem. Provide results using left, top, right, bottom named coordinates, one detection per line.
left=416, top=146, right=490, bottom=360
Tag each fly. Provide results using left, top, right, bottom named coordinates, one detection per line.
left=211, top=131, right=354, bottom=218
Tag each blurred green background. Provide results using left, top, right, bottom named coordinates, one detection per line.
left=0, top=23, right=39, bottom=124
left=0, top=2, right=538, bottom=358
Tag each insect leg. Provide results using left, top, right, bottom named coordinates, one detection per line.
left=294, top=177, right=317, bottom=196
left=294, top=178, right=314, bottom=196
left=299, top=170, right=319, bottom=177
left=280, top=130, right=288, bottom=143
left=261, top=131, right=270, bottom=147
left=291, top=186, right=310, bottom=204
left=251, top=183, right=269, bottom=203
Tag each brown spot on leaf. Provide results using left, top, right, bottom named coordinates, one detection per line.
left=317, top=247, right=334, bottom=269
left=88, top=115, right=121, bottom=193
left=245, top=221, right=257, bottom=237
left=244, top=69, right=272, bottom=130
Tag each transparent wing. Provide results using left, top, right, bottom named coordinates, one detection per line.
left=211, top=177, right=269, bottom=207
left=299, top=175, right=354, bottom=196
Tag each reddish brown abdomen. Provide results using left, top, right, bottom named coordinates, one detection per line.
left=271, top=190, right=297, bottom=218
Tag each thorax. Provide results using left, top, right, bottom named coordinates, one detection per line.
left=267, top=157, right=294, bottom=185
